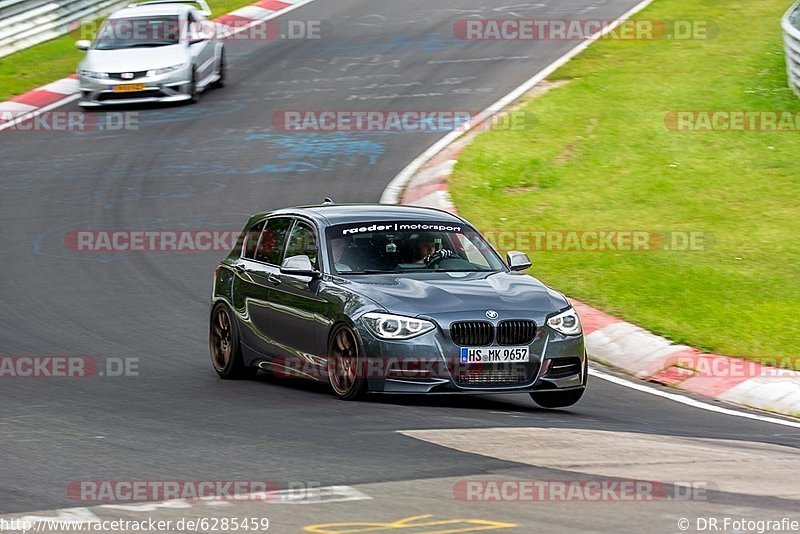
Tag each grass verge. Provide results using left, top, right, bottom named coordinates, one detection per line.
left=449, top=0, right=800, bottom=365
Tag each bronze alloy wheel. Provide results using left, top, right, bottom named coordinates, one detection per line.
left=210, top=306, right=233, bottom=373
left=209, top=303, right=254, bottom=379
left=327, top=325, right=365, bottom=400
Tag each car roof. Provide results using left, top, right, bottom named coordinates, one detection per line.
left=110, top=4, right=192, bottom=18
left=251, top=204, right=468, bottom=227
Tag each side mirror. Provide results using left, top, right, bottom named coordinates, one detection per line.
left=196, top=0, right=212, bottom=16
left=189, top=21, right=214, bottom=43
left=75, top=40, right=91, bottom=50
left=280, top=255, right=320, bottom=278
left=507, top=251, right=532, bottom=271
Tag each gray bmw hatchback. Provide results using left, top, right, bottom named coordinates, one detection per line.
left=210, top=203, right=587, bottom=408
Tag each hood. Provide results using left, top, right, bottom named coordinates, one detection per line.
left=340, top=271, right=569, bottom=321
left=81, top=45, right=188, bottom=72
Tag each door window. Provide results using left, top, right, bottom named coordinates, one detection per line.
left=254, top=217, right=292, bottom=265
left=284, top=222, right=319, bottom=270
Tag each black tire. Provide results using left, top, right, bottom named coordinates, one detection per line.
left=530, top=388, right=585, bottom=408
left=209, top=303, right=255, bottom=379
left=188, top=68, right=199, bottom=103
left=326, top=324, right=366, bottom=400
left=213, top=49, right=226, bottom=89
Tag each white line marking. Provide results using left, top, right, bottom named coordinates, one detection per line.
left=97, top=486, right=372, bottom=513
left=589, top=367, right=800, bottom=429
left=380, top=0, right=656, bottom=204
left=0, top=93, right=80, bottom=131
left=1, top=487, right=373, bottom=519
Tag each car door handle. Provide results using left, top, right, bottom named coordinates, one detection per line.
left=267, top=273, right=282, bottom=286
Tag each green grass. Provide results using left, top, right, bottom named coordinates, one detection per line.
left=450, top=0, right=800, bottom=365
left=0, top=0, right=255, bottom=102
left=0, top=34, right=84, bottom=101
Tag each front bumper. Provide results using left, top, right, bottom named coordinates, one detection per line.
left=78, top=70, right=192, bottom=106
left=353, top=321, right=586, bottom=394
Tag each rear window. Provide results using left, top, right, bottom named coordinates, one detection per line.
left=241, top=220, right=265, bottom=259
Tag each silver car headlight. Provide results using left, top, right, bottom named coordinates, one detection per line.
left=362, top=312, right=435, bottom=340
left=546, top=307, right=582, bottom=336
left=148, top=63, right=189, bottom=76
left=79, top=69, right=108, bottom=79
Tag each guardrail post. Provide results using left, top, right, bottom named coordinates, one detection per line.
left=784, top=1, right=800, bottom=97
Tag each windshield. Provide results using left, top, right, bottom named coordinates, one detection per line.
left=93, top=16, right=181, bottom=50
left=325, top=221, right=506, bottom=275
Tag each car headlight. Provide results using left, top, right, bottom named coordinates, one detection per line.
left=362, top=312, right=436, bottom=340
left=79, top=69, right=108, bottom=79
left=148, top=63, right=189, bottom=76
left=546, top=307, right=582, bottom=336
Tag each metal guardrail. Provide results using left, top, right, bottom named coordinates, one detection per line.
left=0, top=0, right=128, bottom=59
left=784, top=0, right=800, bottom=96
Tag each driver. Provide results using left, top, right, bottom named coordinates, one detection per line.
left=331, top=236, right=352, bottom=272
left=413, top=234, right=437, bottom=264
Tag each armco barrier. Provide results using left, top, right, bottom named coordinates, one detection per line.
left=0, top=0, right=128, bottom=58
left=784, top=0, right=800, bottom=96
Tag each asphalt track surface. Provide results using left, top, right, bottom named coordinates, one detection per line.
left=1, top=0, right=799, bottom=531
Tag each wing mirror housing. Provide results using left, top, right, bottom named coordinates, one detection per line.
left=507, top=251, right=532, bottom=271
left=75, top=40, right=91, bottom=50
left=196, top=0, right=212, bottom=16
left=188, top=20, right=216, bottom=43
left=280, top=255, right=321, bottom=278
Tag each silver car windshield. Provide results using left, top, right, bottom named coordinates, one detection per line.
left=93, top=16, right=181, bottom=50
left=325, top=221, right=505, bottom=275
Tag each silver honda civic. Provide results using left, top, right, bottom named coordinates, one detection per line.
left=76, top=0, right=225, bottom=106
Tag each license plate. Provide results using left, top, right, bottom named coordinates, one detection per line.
left=460, top=346, right=529, bottom=364
left=113, top=84, right=146, bottom=93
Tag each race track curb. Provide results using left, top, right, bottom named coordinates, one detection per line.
left=0, top=0, right=313, bottom=130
